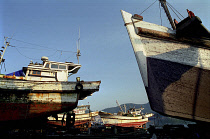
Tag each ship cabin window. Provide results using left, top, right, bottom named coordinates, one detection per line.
left=31, top=70, right=41, bottom=75
left=45, top=63, right=50, bottom=68
left=59, top=65, right=66, bottom=70
left=51, top=64, right=66, bottom=70
left=68, top=66, right=75, bottom=70
left=51, top=64, right=58, bottom=69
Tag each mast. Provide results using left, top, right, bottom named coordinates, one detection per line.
left=124, top=104, right=126, bottom=113
left=116, top=100, right=124, bottom=114
left=76, top=28, right=81, bottom=64
left=0, top=37, right=9, bottom=64
left=159, top=0, right=176, bottom=30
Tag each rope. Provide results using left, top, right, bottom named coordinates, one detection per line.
left=140, top=0, right=158, bottom=15
left=15, top=47, right=40, bottom=60
left=8, top=38, right=77, bottom=61
left=11, top=38, right=75, bottom=53
left=166, top=2, right=184, bottom=19
left=0, top=62, right=6, bottom=73
left=14, top=47, right=69, bottom=61
left=167, top=3, right=181, bottom=20
left=11, top=38, right=56, bottom=50
left=4, top=63, right=6, bottom=72
left=159, top=2, right=163, bottom=26
left=46, top=50, right=60, bottom=57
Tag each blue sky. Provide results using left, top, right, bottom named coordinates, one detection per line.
left=0, top=0, right=209, bottom=111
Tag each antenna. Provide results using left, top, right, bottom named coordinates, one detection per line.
left=76, top=27, right=81, bottom=64
left=0, top=37, right=9, bottom=65
left=0, top=31, right=16, bottom=65
left=124, top=104, right=126, bottom=113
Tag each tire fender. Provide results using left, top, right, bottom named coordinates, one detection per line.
left=75, top=83, right=83, bottom=90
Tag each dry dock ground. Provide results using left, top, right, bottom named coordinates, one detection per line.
left=0, top=119, right=209, bottom=138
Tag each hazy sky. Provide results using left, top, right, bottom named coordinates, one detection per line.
left=0, top=0, right=209, bottom=111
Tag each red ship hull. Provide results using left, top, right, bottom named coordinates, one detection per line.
left=0, top=102, right=78, bottom=121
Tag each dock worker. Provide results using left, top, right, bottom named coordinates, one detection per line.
left=187, top=9, right=195, bottom=18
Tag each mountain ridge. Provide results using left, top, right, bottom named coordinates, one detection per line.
left=101, top=102, right=153, bottom=114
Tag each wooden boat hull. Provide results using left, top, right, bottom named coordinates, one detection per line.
left=0, top=78, right=101, bottom=122
left=103, top=122, right=148, bottom=128
left=100, top=114, right=149, bottom=128
left=0, top=101, right=77, bottom=121
left=47, top=112, right=99, bottom=126
left=121, top=10, right=210, bottom=123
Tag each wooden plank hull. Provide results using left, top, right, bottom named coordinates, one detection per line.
left=0, top=78, right=101, bottom=122
left=103, top=122, right=148, bottom=128
left=47, top=111, right=99, bottom=126
left=0, top=102, right=77, bottom=121
left=121, top=10, right=210, bottom=123
left=145, top=58, right=210, bottom=122
left=100, top=115, right=149, bottom=128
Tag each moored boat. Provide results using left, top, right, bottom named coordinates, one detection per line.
left=121, top=0, right=210, bottom=123
left=0, top=38, right=101, bottom=122
left=99, top=105, right=153, bottom=128
left=47, top=105, right=99, bottom=127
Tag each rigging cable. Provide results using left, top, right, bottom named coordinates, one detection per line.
left=166, top=2, right=184, bottom=20
left=11, top=45, right=75, bottom=57
left=11, top=38, right=55, bottom=50
left=166, top=3, right=181, bottom=20
left=9, top=38, right=77, bottom=61
left=46, top=50, right=60, bottom=58
left=159, top=2, right=163, bottom=26
left=139, top=0, right=158, bottom=15
left=4, top=62, right=6, bottom=72
left=0, top=63, right=6, bottom=72
left=57, top=51, right=62, bottom=61
left=15, top=47, right=41, bottom=60
left=14, top=47, right=69, bottom=61
left=11, top=46, right=58, bottom=51
left=11, top=38, right=75, bottom=53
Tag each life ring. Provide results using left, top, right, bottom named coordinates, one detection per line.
left=75, top=83, right=83, bottom=90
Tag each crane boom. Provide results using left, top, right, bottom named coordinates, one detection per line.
left=116, top=100, right=124, bottom=113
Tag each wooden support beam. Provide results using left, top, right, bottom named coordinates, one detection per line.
left=136, top=27, right=210, bottom=48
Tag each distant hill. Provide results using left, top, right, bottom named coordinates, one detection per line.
left=101, top=102, right=153, bottom=114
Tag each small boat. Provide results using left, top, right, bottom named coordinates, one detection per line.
left=48, top=105, right=99, bottom=127
left=99, top=102, right=153, bottom=128
left=0, top=38, right=101, bottom=122
left=121, top=0, right=210, bottom=123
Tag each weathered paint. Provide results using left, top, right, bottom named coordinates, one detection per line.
left=28, top=93, right=77, bottom=103
left=0, top=79, right=101, bottom=121
left=0, top=102, right=77, bottom=121
left=48, top=111, right=99, bottom=126
left=136, top=27, right=210, bottom=47
left=103, top=122, right=148, bottom=128
left=100, top=113, right=150, bottom=128
left=0, top=78, right=100, bottom=93
left=22, top=57, right=82, bottom=82
left=121, top=10, right=210, bottom=123
left=137, top=27, right=175, bottom=39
